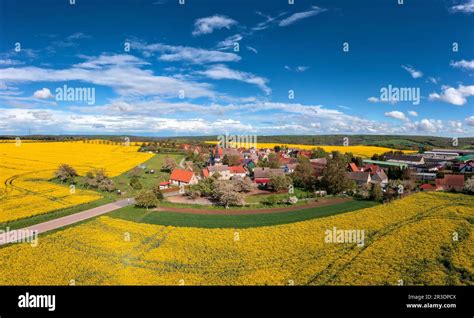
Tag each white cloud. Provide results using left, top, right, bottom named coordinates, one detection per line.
left=451, top=0, right=474, bottom=13
left=33, top=88, right=53, bottom=99
left=367, top=96, right=397, bottom=104
left=0, top=59, right=22, bottom=66
left=408, top=111, right=418, bottom=117
left=414, top=119, right=444, bottom=133
left=246, top=46, right=258, bottom=54
left=216, top=34, right=243, bottom=50
left=0, top=55, right=216, bottom=99
left=285, top=65, right=310, bottom=72
left=385, top=111, right=408, bottom=121
left=466, top=116, right=474, bottom=126
left=450, top=59, right=474, bottom=70
left=198, top=64, right=271, bottom=95
left=401, top=65, right=423, bottom=78
left=429, top=85, right=474, bottom=106
left=279, top=6, right=326, bottom=27
left=192, top=15, right=237, bottom=36
left=132, top=41, right=241, bottom=64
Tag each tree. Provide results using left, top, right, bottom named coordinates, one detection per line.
left=151, top=184, right=165, bottom=200
left=232, top=177, right=254, bottom=192
left=130, top=176, right=143, bottom=190
left=291, top=157, right=315, bottom=190
left=135, top=190, right=159, bottom=210
left=55, top=164, right=78, bottom=183
left=83, top=169, right=115, bottom=191
left=128, top=167, right=142, bottom=178
left=222, top=154, right=241, bottom=166
left=321, top=156, right=352, bottom=194
left=267, top=153, right=281, bottom=169
left=161, top=156, right=177, bottom=172
left=463, top=178, right=474, bottom=194
left=192, top=178, right=216, bottom=196
left=369, top=183, right=383, bottom=202
left=311, top=147, right=328, bottom=159
left=268, top=174, right=292, bottom=191
left=212, top=181, right=244, bottom=208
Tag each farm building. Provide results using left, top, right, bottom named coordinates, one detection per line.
left=169, top=169, right=199, bottom=186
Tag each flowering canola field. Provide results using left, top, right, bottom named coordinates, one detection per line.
left=0, top=141, right=153, bottom=223
left=205, top=141, right=415, bottom=158
left=0, top=192, right=472, bottom=285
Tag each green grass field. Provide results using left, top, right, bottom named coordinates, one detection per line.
left=108, top=199, right=378, bottom=228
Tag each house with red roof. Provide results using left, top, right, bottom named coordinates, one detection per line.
left=229, top=165, right=247, bottom=178
left=159, top=181, right=170, bottom=190
left=348, top=162, right=359, bottom=172
left=169, top=169, right=199, bottom=186
left=435, top=175, right=464, bottom=191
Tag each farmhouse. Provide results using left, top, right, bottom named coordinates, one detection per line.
left=253, top=167, right=285, bottom=184
left=348, top=171, right=372, bottom=185
left=435, top=175, right=464, bottom=192
left=229, top=165, right=247, bottom=178
left=207, top=165, right=231, bottom=180
left=169, top=169, right=199, bottom=186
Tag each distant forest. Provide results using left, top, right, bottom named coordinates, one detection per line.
left=1, top=134, right=474, bottom=150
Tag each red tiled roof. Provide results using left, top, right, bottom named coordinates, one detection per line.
left=170, top=169, right=195, bottom=183
left=255, top=178, right=270, bottom=183
left=159, top=181, right=170, bottom=186
left=349, top=162, right=359, bottom=172
left=202, top=168, right=209, bottom=178
left=420, top=184, right=436, bottom=190
left=229, top=166, right=246, bottom=174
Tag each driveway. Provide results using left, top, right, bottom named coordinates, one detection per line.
left=0, top=198, right=134, bottom=246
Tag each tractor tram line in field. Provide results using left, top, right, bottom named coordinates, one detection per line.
left=306, top=201, right=472, bottom=285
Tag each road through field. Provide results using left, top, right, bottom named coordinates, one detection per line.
left=0, top=198, right=135, bottom=246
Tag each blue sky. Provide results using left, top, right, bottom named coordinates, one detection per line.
left=0, top=0, right=473, bottom=136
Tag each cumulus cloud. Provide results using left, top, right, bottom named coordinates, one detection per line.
left=279, top=6, right=326, bottom=27
left=401, top=65, right=423, bottom=78
left=429, top=85, right=474, bottom=106
left=33, top=88, right=53, bottom=99
left=451, top=0, right=474, bottom=13
left=192, top=15, right=237, bottom=36
left=0, top=55, right=216, bottom=99
left=385, top=111, right=408, bottom=121
left=450, top=59, right=474, bottom=71
left=198, top=64, right=271, bottom=95
left=408, top=111, right=418, bottom=117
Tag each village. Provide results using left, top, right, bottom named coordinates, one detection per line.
left=149, top=143, right=474, bottom=207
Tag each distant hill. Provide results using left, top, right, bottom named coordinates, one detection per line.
left=1, top=134, right=473, bottom=150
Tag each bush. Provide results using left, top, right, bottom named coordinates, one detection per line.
left=262, top=195, right=280, bottom=206
left=135, top=190, right=159, bottom=210
left=55, top=164, right=78, bottom=183
left=130, top=176, right=143, bottom=190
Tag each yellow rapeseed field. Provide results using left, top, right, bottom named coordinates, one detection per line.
left=0, top=192, right=471, bottom=285
left=205, top=141, right=415, bottom=158
left=0, top=140, right=153, bottom=223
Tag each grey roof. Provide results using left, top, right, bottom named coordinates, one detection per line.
left=348, top=171, right=371, bottom=182
left=254, top=167, right=285, bottom=178
left=208, top=165, right=229, bottom=172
